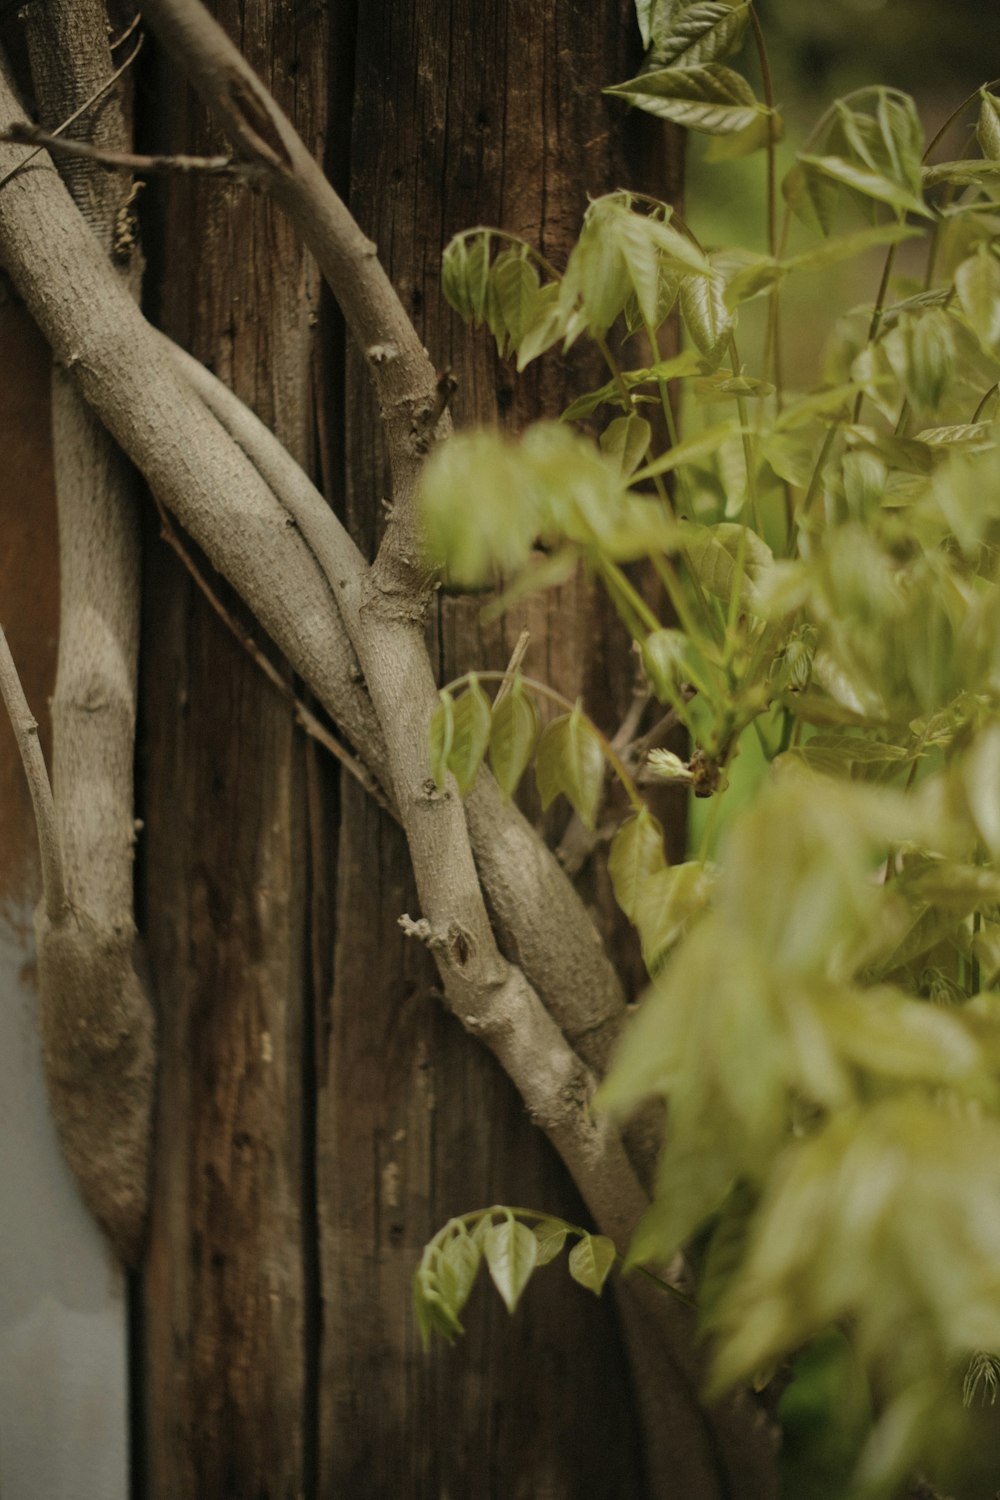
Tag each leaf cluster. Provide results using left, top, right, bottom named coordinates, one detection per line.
left=418, top=7, right=1000, bottom=1491
left=413, top=1207, right=618, bottom=1349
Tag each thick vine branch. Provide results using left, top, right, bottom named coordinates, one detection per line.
left=138, top=0, right=448, bottom=593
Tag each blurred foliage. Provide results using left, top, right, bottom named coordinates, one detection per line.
left=416, top=3, right=1000, bottom=1494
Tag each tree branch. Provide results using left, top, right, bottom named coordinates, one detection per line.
left=0, top=122, right=252, bottom=180
left=19, top=0, right=155, bottom=1266
left=0, top=627, right=68, bottom=921
left=138, top=0, right=447, bottom=597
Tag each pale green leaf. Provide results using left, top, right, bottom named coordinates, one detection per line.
left=786, top=221, right=923, bottom=274
left=606, top=63, right=766, bottom=136
left=488, top=680, right=540, bottom=799
left=484, top=1218, right=539, bottom=1314
left=562, top=349, right=706, bottom=419
left=491, top=251, right=542, bottom=355
left=429, top=692, right=455, bottom=790
left=633, top=860, right=715, bottom=969
left=609, top=808, right=667, bottom=922
left=437, top=1231, right=482, bottom=1320
left=448, top=678, right=493, bottom=795
left=955, top=244, right=1000, bottom=355
left=532, top=1220, right=569, bottom=1266
left=535, top=706, right=606, bottom=828
left=600, top=414, right=652, bottom=477
left=961, top=724, right=1000, bottom=856
left=632, top=417, right=747, bottom=479
left=642, top=626, right=696, bottom=700
left=680, top=271, right=734, bottom=362
left=704, top=107, right=783, bottom=160
left=651, top=1, right=750, bottom=68
left=977, top=89, right=1000, bottom=162
left=680, top=521, right=774, bottom=606
left=797, top=153, right=931, bottom=220
left=568, top=1233, right=617, bottom=1295
left=783, top=158, right=841, bottom=236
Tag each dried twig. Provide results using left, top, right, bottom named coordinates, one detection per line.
left=0, top=122, right=253, bottom=180
left=152, top=494, right=395, bottom=817
left=491, top=628, right=531, bottom=710
left=0, top=628, right=68, bottom=920
left=0, top=31, right=142, bottom=192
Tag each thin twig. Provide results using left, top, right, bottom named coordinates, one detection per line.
left=0, top=32, right=143, bottom=193
left=109, top=12, right=142, bottom=51
left=0, top=123, right=253, bottom=180
left=152, top=496, right=396, bottom=818
left=0, top=627, right=68, bottom=919
left=491, top=628, right=531, bottom=710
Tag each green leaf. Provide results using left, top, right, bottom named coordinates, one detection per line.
left=961, top=725, right=1000, bottom=856
left=448, top=678, right=493, bottom=795
left=562, top=350, right=705, bottom=420
left=634, top=860, right=715, bottom=969
left=882, top=309, right=956, bottom=415
left=681, top=272, right=734, bottom=363
left=484, top=1217, right=539, bottom=1314
left=786, top=221, right=923, bottom=274
left=651, top=1, right=750, bottom=68
left=562, top=202, right=631, bottom=336
left=437, top=1231, right=482, bottom=1320
left=955, top=244, right=1000, bottom=355
left=796, top=153, right=931, bottom=220
left=429, top=691, right=455, bottom=790
left=488, top=679, right=540, bottom=799
left=680, top=521, right=774, bottom=607
left=535, top=705, right=606, bottom=828
left=491, top=250, right=542, bottom=355
left=442, top=231, right=492, bottom=321
left=568, top=1233, right=617, bottom=1295
left=532, top=1220, right=569, bottom=1266
left=632, top=417, right=747, bottom=479
left=606, top=63, right=767, bottom=136
left=782, top=158, right=842, bottom=236
left=600, top=414, right=652, bottom=477
left=609, top=808, right=668, bottom=922
left=704, top=107, right=783, bottom=160
left=977, top=89, right=1000, bottom=162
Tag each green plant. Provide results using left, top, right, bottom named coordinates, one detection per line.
left=413, top=2, right=1000, bottom=1494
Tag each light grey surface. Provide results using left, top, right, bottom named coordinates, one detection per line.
left=0, top=904, right=127, bottom=1500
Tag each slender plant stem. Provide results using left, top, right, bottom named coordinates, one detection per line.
left=0, top=628, right=68, bottom=919
left=152, top=497, right=395, bottom=816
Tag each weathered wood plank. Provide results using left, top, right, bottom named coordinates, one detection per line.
left=319, top=3, right=678, bottom=1493
left=139, top=3, right=327, bottom=1494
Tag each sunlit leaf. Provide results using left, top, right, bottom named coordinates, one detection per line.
left=650, top=1, right=751, bottom=68
left=681, top=271, right=734, bottom=363
left=606, top=62, right=767, bottom=136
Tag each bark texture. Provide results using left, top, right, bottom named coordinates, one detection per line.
left=138, top=2, right=676, bottom=1496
